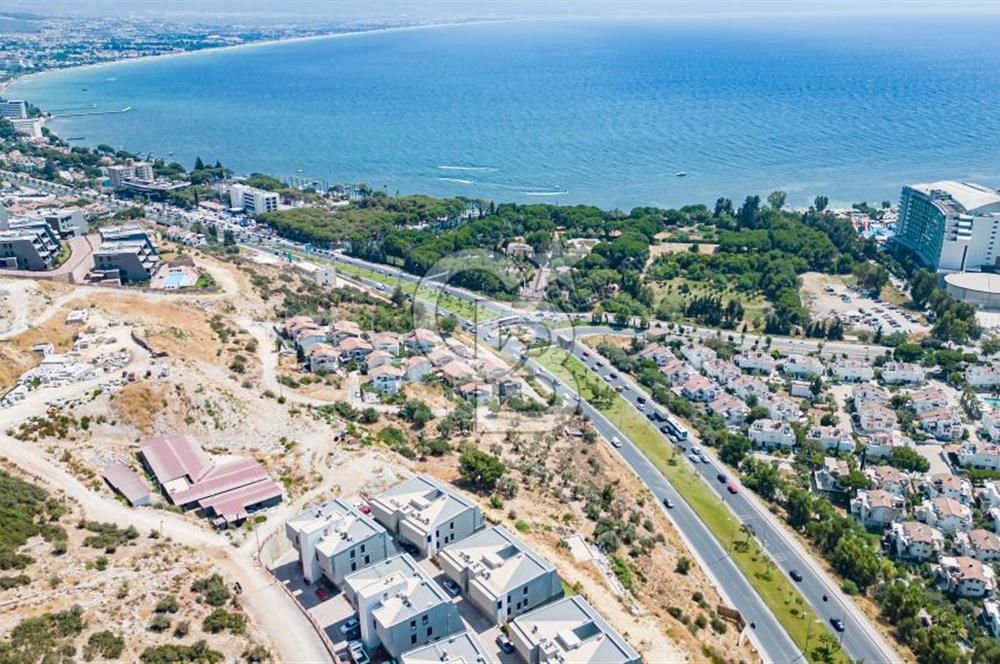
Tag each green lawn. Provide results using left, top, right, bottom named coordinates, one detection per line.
left=290, top=251, right=499, bottom=322
left=650, top=276, right=769, bottom=327
left=530, top=345, right=846, bottom=664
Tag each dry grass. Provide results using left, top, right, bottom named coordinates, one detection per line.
left=110, top=382, right=166, bottom=434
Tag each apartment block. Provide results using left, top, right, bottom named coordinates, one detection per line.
left=0, top=221, right=60, bottom=270
left=400, top=631, right=496, bottom=664
left=370, top=475, right=484, bottom=556
left=438, top=525, right=562, bottom=625
left=286, top=499, right=394, bottom=585
left=509, top=596, right=640, bottom=664
left=344, top=554, right=463, bottom=658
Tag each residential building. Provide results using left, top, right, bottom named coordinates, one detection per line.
left=94, top=240, right=161, bottom=283
left=30, top=208, right=87, bottom=238
left=864, top=430, right=913, bottom=460
left=371, top=332, right=401, bottom=356
left=887, top=521, right=945, bottom=561
left=328, top=320, right=364, bottom=344
left=934, top=556, right=997, bottom=597
left=406, top=328, right=442, bottom=353
left=637, top=343, right=674, bottom=367
left=895, top=181, right=1000, bottom=271
left=0, top=221, right=60, bottom=270
left=344, top=554, right=463, bottom=657
left=812, top=457, right=851, bottom=499
left=983, top=599, right=1000, bottom=639
left=405, top=356, right=431, bottom=382
left=866, top=465, right=911, bottom=496
left=9, top=117, right=42, bottom=138
left=730, top=375, right=770, bottom=402
left=880, top=362, right=926, bottom=385
left=856, top=401, right=898, bottom=435
left=660, top=359, right=695, bottom=386
left=983, top=411, right=1000, bottom=441
left=956, top=529, right=1000, bottom=563
left=497, top=377, right=522, bottom=400
left=505, top=241, right=534, bottom=258
left=832, top=359, right=875, bottom=382
left=980, top=481, right=1000, bottom=509
left=919, top=407, right=963, bottom=441
left=910, top=387, right=950, bottom=413
left=305, top=343, right=339, bottom=373
left=749, top=418, right=796, bottom=449
left=679, top=343, right=716, bottom=369
left=956, top=441, right=1000, bottom=471
left=680, top=375, right=719, bottom=402
left=286, top=499, right=394, bottom=585
left=852, top=384, right=890, bottom=409
left=400, top=631, right=496, bottom=664
left=922, top=473, right=974, bottom=505
left=509, top=596, right=640, bottom=664
left=916, top=496, right=974, bottom=533
left=706, top=393, right=750, bottom=426
left=790, top=380, right=818, bottom=399
left=369, top=364, right=404, bottom=394
left=367, top=350, right=394, bottom=370
left=438, top=525, right=562, bottom=625
left=968, top=364, right=1000, bottom=391
left=761, top=393, right=804, bottom=423
left=441, top=360, right=476, bottom=386
left=807, top=425, right=855, bottom=453
left=781, top=354, right=824, bottom=378
left=230, top=183, right=279, bottom=214
left=851, top=490, right=906, bottom=529
left=736, top=351, right=776, bottom=374
left=702, top=358, right=742, bottom=385
left=338, top=337, right=374, bottom=362
left=370, top=475, right=484, bottom=557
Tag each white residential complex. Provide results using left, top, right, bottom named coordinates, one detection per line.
left=230, top=183, right=279, bottom=214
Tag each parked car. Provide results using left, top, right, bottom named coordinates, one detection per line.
left=339, top=618, right=359, bottom=637
left=442, top=578, right=461, bottom=597
left=496, top=635, right=515, bottom=654
left=347, top=641, right=369, bottom=664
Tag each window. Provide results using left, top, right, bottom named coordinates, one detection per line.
left=364, top=555, right=370, bottom=564
left=422, top=615, right=429, bottom=625
left=411, top=634, right=417, bottom=645
left=410, top=620, right=417, bottom=628
left=350, top=562, right=356, bottom=571
left=426, top=627, right=433, bottom=637
left=450, top=522, right=454, bottom=530
left=523, top=587, right=528, bottom=595
left=360, top=544, right=366, bottom=553
left=497, top=600, right=502, bottom=609
left=350, top=549, right=356, bottom=559
left=426, top=534, right=432, bottom=542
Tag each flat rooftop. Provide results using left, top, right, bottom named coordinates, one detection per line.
left=509, top=596, right=639, bottom=664
left=400, top=631, right=496, bottom=664
left=910, top=180, right=1000, bottom=215
left=373, top=475, right=477, bottom=530
left=345, top=554, right=448, bottom=628
left=439, top=525, right=554, bottom=600
left=288, top=498, right=387, bottom=558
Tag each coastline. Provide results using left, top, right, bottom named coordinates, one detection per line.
left=1, top=18, right=506, bottom=95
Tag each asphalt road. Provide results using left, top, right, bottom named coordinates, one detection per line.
left=553, top=333, right=901, bottom=664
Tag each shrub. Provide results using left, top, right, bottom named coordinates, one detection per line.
left=243, top=645, right=271, bottom=663
left=675, top=557, right=691, bottom=575
left=191, top=573, right=231, bottom=606
left=202, top=608, right=246, bottom=634
left=155, top=594, right=180, bottom=613
left=147, top=614, right=171, bottom=633
left=140, top=641, right=224, bottom=663
left=83, top=630, right=125, bottom=661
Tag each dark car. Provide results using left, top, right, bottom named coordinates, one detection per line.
left=646, top=412, right=656, bottom=421
left=636, top=396, right=646, bottom=404
left=496, top=635, right=515, bottom=653
left=830, top=618, right=846, bottom=633
left=582, top=351, right=590, bottom=358
left=663, top=497, right=675, bottom=509
left=660, top=425, right=672, bottom=434
left=716, top=473, right=728, bottom=483
left=609, top=373, right=618, bottom=380
left=789, top=569, right=803, bottom=582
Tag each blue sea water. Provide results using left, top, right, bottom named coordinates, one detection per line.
left=9, top=13, right=1000, bottom=209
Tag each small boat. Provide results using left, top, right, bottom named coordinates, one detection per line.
left=675, top=171, right=687, bottom=177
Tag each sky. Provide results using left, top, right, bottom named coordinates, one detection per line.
left=10, top=1, right=1000, bottom=24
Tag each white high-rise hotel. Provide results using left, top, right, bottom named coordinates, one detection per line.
left=895, top=180, right=1000, bottom=272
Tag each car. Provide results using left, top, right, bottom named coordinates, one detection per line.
left=496, top=635, right=515, bottom=654
left=442, top=578, right=461, bottom=596
left=582, top=351, right=590, bottom=358
left=830, top=618, right=846, bottom=633
left=636, top=403, right=645, bottom=410
left=789, top=569, right=803, bottom=582
left=662, top=497, right=675, bottom=509
left=339, top=618, right=360, bottom=636
left=611, top=437, right=622, bottom=448
left=609, top=373, right=618, bottom=380
left=347, top=641, right=369, bottom=664
left=716, top=473, right=728, bottom=483
left=660, top=425, right=672, bottom=434
left=726, top=483, right=738, bottom=494
left=646, top=412, right=656, bottom=421
left=688, top=453, right=700, bottom=464
left=636, top=396, right=646, bottom=404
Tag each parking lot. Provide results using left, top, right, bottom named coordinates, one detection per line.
left=802, top=276, right=929, bottom=336
left=272, top=545, right=522, bottom=664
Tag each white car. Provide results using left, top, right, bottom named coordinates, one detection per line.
left=611, top=437, right=622, bottom=448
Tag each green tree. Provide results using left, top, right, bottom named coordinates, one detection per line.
left=813, top=195, right=829, bottom=212
left=438, top=315, right=458, bottom=336
left=458, top=447, right=505, bottom=491
left=767, top=190, right=787, bottom=211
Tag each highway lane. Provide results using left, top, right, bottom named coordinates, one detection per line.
left=558, top=334, right=901, bottom=664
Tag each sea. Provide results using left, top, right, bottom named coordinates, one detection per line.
left=9, top=12, right=1000, bottom=210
